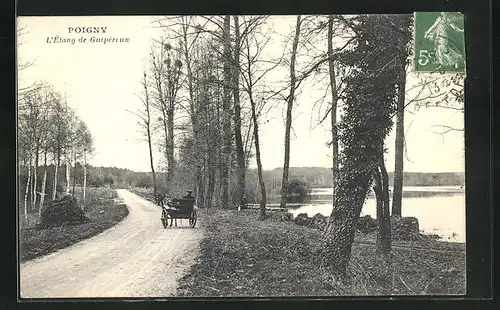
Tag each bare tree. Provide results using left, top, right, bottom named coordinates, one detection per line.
left=220, top=15, right=233, bottom=209
left=18, top=83, right=54, bottom=212
left=236, top=15, right=285, bottom=218
left=392, top=22, right=412, bottom=217
left=49, top=94, right=70, bottom=200
left=232, top=15, right=246, bottom=209
left=17, top=24, right=38, bottom=97
left=327, top=15, right=341, bottom=207
left=178, top=16, right=207, bottom=207
left=64, top=97, right=77, bottom=196
left=74, top=120, right=94, bottom=208
left=392, top=69, right=465, bottom=216
left=130, top=72, right=158, bottom=197
left=149, top=37, right=183, bottom=183
left=279, top=15, right=302, bottom=209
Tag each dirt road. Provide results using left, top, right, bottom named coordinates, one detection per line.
left=19, top=189, right=202, bottom=298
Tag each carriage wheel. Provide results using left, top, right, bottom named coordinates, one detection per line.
left=189, top=210, right=197, bottom=228
left=161, top=209, right=168, bottom=228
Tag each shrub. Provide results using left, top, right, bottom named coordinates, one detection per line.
left=39, top=195, right=90, bottom=229
left=310, top=213, right=328, bottom=230
left=392, top=216, right=420, bottom=240
left=266, top=211, right=293, bottom=222
left=294, top=213, right=311, bottom=226
left=356, top=215, right=378, bottom=233
left=286, top=179, right=311, bottom=202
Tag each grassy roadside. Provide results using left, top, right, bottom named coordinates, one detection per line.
left=177, top=208, right=466, bottom=296
left=128, top=187, right=155, bottom=202
left=19, top=188, right=129, bottom=262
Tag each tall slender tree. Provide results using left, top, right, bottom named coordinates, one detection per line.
left=179, top=16, right=205, bottom=207
left=220, top=15, right=233, bottom=209
left=50, top=95, right=69, bottom=200
left=327, top=14, right=341, bottom=207
left=391, top=25, right=412, bottom=217
left=150, top=38, right=183, bottom=183
left=130, top=72, right=158, bottom=197
left=232, top=15, right=246, bottom=209
left=279, top=15, right=302, bottom=209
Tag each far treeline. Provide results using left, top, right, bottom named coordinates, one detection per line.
left=248, top=167, right=465, bottom=189
left=19, top=164, right=463, bottom=199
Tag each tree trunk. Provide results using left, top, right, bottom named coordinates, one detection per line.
left=83, top=151, right=87, bottom=208
left=72, top=152, right=76, bottom=195
left=328, top=15, right=340, bottom=200
left=392, top=63, right=406, bottom=217
left=205, top=143, right=216, bottom=209
left=39, top=151, right=48, bottom=217
left=232, top=15, right=246, bottom=209
left=196, top=172, right=205, bottom=207
left=181, top=18, right=204, bottom=207
left=220, top=15, right=232, bottom=209
left=380, top=155, right=391, bottom=254
left=32, top=150, right=39, bottom=209
left=147, top=120, right=157, bottom=197
left=322, top=171, right=373, bottom=280
left=166, top=109, right=175, bottom=182
left=374, top=156, right=391, bottom=255
left=206, top=167, right=216, bottom=208
left=52, top=155, right=60, bottom=200
left=250, top=96, right=266, bottom=220
left=320, top=14, right=409, bottom=280
left=280, top=15, right=301, bottom=209
left=24, top=157, right=32, bottom=215
left=65, top=156, right=71, bottom=195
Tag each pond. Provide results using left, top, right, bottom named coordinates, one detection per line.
left=287, top=186, right=466, bottom=243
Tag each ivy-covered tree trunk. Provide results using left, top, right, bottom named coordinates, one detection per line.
left=321, top=14, right=411, bottom=280
left=322, top=167, right=374, bottom=279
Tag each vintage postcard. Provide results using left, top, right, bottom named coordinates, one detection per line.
left=17, top=14, right=466, bottom=298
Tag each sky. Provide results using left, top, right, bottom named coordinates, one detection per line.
left=17, top=15, right=465, bottom=173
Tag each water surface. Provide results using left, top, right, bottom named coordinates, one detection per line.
left=287, top=186, right=466, bottom=243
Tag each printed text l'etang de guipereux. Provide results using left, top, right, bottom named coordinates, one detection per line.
left=46, top=26, right=130, bottom=45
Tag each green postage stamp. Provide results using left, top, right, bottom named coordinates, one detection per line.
left=413, top=12, right=466, bottom=73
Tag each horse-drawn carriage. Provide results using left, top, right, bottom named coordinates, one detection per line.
left=157, top=191, right=197, bottom=228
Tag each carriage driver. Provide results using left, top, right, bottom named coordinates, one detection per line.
left=183, top=190, right=195, bottom=200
